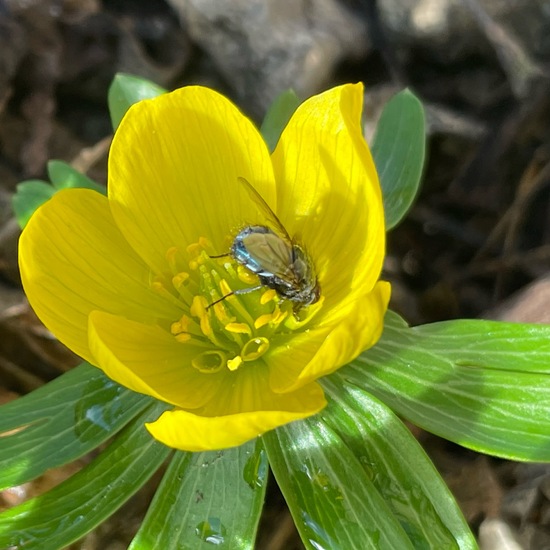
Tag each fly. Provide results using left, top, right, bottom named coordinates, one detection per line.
left=208, top=177, right=320, bottom=311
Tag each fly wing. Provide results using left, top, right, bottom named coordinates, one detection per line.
left=237, top=177, right=293, bottom=246
left=240, top=230, right=297, bottom=281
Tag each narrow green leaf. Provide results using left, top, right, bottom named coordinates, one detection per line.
left=0, top=402, right=171, bottom=550
left=0, top=362, right=151, bottom=490
left=371, top=89, right=426, bottom=230
left=345, top=311, right=550, bottom=461
left=260, top=89, right=301, bottom=152
left=108, top=73, right=166, bottom=130
left=130, top=439, right=267, bottom=549
left=47, top=160, right=105, bottom=194
left=322, top=377, right=477, bottom=549
left=12, top=180, right=56, bottom=228
left=263, top=419, right=414, bottom=549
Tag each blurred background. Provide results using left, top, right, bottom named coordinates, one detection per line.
left=1, top=0, right=550, bottom=548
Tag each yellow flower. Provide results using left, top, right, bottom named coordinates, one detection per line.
left=19, top=84, right=390, bottom=451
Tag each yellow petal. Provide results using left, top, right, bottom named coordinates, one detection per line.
left=19, top=189, right=181, bottom=363
left=108, top=86, right=277, bottom=275
left=88, top=311, right=224, bottom=409
left=272, top=83, right=385, bottom=308
left=268, top=281, right=391, bottom=393
left=145, top=380, right=326, bottom=451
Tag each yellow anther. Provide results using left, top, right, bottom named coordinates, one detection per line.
left=213, top=301, right=233, bottom=324
left=188, top=260, right=199, bottom=271
left=170, top=321, right=182, bottom=335
left=190, top=295, right=212, bottom=336
left=172, top=272, right=190, bottom=289
left=254, top=313, right=273, bottom=330
left=166, top=246, right=178, bottom=260
left=151, top=280, right=166, bottom=293
left=150, top=279, right=186, bottom=308
left=175, top=333, right=192, bottom=343
left=219, top=279, right=232, bottom=296
left=199, top=315, right=213, bottom=337
left=241, top=337, right=270, bottom=361
left=198, top=236, right=211, bottom=249
left=187, top=242, right=202, bottom=257
left=165, top=246, right=180, bottom=271
left=179, top=315, right=192, bottom=332
left=271, top=308, right=288, bottom=325
left=225, top=322, right=251, bottom=335
left=227, top=355, right=243, bottom=371
left=261, top=289, right=277, bottom=304
left=238, top=265, right=258, bottom=285
left=190, top=295, right=208, bottom=318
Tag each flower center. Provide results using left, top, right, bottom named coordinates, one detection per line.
left=153, top=238, right=323, bottom=373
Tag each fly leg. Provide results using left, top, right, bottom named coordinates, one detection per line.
left=206, top=285, right=263, bottom=310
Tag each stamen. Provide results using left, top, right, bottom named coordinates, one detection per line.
left=165, top=246, right=180, bottom=272
left=189, top=259, right=200, bottom=271
left=212, top=301, right=235, bottom=324
left=261, top=289, right=277, bottom=304
left=214, top=282, right=256, bottom=327
left=219, top=279, right=232, bottom=297
left=190, top=295, right=225, bottom=347
left=190, top=295, right=208, bottom=318
left=186, top=242, right=203, bottom=257
left=172, top=272, right=195, bottom=305
left=254, top=313, right=273, bottom=330
left=151, top=279, right=186, bottom=308
left=271, top=307, right=289, bottom=325
left=198, top=236, right=211, bottom=249
left=227, top=355, right=243, bottom=371
left=225, top=323, right=252, bottom=335
left=172, top=271, right=189, bottom=287
left=170, top=320, right=183, bottom=334
left=164, top=237, right=324, bottom=376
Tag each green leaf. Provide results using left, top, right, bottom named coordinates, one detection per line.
left=322, top=376, right=477, bottom=549
left=130, top=439, right=267, bottom=549
left=0, top=402, right=171, bottom=550
left=12, top=180, right=56, bottom=228
left=260, top=89, right=301, bottom=152
left=108, top=73, right=166, bottom=130
left=371, top=89, right=426, bottom=230
left=263, top=418, right=414, bottom=549
left=345, top=311, right=550, bottom=461
left=12, top=163, right=105, bottom=229
left=47, top=160, right=105, bottom=194
left=0, top=363, right=152, bottom=490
